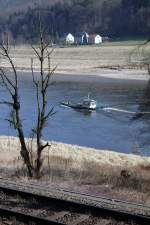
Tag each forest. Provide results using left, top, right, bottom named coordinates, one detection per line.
left=0, top=0, right=150, bottom=43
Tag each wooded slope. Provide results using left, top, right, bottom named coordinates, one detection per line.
left=0, top=0, right=149, bottom=42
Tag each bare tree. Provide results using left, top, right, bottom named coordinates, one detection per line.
left=0, top=18, right=56, bottom=178
left=139, top=39, right=150, bottom=75
left=137, top=40, right=150, bottom=103
left=131, top=39, right=150, bottom=75
left=132, top=40, right=150, bottom=121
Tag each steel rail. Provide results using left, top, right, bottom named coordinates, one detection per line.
left=0, top=206, right=66, bottom=225
left=0, top=177, right=150, bottom=213
left=0, top=182, right=150, bottom=224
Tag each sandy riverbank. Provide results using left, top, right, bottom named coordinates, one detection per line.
left=1, top=43, right=149, bottom=82
left=8, top=69, right=149, bottom=88
left=53, top=69, right=149, bottom=83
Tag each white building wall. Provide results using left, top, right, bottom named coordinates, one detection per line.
left=89, top=35, right=102, bottom=44
left=66, top=33, right=74, bottom=44
left=95, top=35, right=102, bottom=44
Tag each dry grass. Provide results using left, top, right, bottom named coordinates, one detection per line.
left=0, top=136, right=150, bottom=200
left=0, top=42, right=147, bottom=75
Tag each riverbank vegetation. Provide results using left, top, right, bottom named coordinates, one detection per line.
left=0, top=136, right=150, bottom=204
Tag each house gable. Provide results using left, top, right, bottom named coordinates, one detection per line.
left=74, top=32, right=89, bottom=44
left=89, top=34, right=102, bottom=44
left=66, top=33, right=74, bottom=43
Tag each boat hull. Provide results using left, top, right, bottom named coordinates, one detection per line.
left=60, top=102, right=96, bottom=110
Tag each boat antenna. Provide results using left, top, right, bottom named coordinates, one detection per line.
left=88, top=92, right=91, bottom=100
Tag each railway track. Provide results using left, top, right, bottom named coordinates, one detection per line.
left=0, top=178, right=149, bottom=225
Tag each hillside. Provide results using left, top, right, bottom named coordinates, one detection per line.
left=0, top=0, right=149, bottom=42
left=0, top=0, right=61, bottom=15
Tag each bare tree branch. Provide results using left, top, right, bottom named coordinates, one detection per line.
left=0, top=12, right=56, bottom=179
left=44, top=107, right=56, bottom=121
left=0, top=68, right=15, bottom=89
left=0, top=34, right=34, bottom=177
left=0, top=72, right=14, bottom=96
left=0, top=101, right=13, bottom=106
left=31, top=45, right=41, bottom=60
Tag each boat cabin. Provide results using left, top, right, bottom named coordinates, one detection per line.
left=82, top=99, right=97, bottom=109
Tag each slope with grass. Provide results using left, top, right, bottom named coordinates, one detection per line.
left=0, top=136, right=150, bottom=204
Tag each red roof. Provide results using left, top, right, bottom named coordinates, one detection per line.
left=89, top=34, right=98, bottom=38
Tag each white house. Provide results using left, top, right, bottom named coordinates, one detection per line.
left=74, top=32, right=89, bottom=45
left=88, top=34, right=102, bottom=44
left=61, top=33, right=74, bottom=44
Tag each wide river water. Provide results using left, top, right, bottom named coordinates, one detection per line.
left=0, top=72, right=150, bottom=155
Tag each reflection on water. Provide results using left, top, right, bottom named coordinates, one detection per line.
left=0, top=72, right=149, bottom=155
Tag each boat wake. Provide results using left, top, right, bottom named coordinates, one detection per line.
left=99, top=107, right=150, bottom=115
left=60, top=102, right=150, bottom=115
left=101, top=107, right=136, bottom=114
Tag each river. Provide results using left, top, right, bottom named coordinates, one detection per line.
left=0, top=72, right=149, bottom=155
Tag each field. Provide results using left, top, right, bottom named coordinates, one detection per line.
left=1, top=41, right=147, bottom=76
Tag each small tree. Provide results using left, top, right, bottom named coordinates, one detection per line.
left=132, top=40, right=150, bottom=121
left=131, top=40, right=150, bottom=75
left=0, top=18, right=56, bottom=178
left=140, top=39, right=150, bottom=75
left=138, top=40, right=150, bottom=102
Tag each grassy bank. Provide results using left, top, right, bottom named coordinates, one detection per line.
left=0, top=41, right=147, bottom=75
left=0, top=136, right=150, bottom=204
